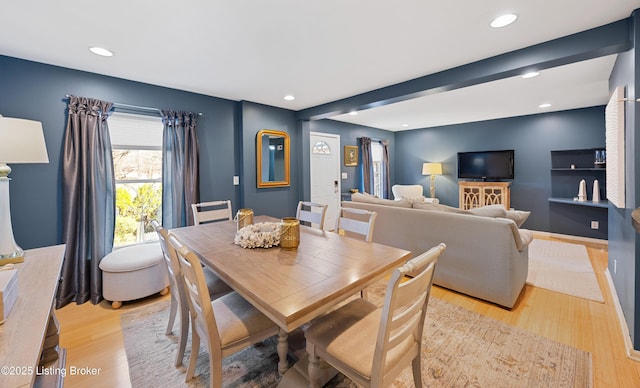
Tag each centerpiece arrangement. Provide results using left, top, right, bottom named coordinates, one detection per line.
left=233, top=222, right=281, bottom=249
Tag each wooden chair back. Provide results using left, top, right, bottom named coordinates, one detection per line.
left=335, top=207, right=377, bottom=242
left=169, top=235, right=219, bottom=339
left=373, top=243, right=445, bottom=386
left=296, top=201, right=328, bottom=229
left=191, top=200, right=233, bottom=225
left=151, top=220, right=190, bottom=366
left=151, top=220, right=181, bottom=288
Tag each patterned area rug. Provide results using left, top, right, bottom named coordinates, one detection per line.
left=527, top=239, right=604, bottom=303
left=122, top=282, right=592, bottom=387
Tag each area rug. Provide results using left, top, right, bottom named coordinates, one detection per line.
left=527, top=239, right=604, bottom=303
left=122, top=284, right=592, bottom=387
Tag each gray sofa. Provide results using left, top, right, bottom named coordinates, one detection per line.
left=343, top=196, right=533, bottom=308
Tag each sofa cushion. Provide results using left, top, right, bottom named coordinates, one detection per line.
left=412, top=202, right=530, bottom=226
left=401, top=195, right=426, bottom=203
left=351, top=192, right=412, bottom=208
left=411, top=201, right=467, bottom=214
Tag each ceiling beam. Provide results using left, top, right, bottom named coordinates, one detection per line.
left=296, top=18, right=632, bottom=121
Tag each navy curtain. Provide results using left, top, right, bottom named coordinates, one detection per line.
left=161, top=110, right=199, bottom=228
left=381, top=139, right=391, bottom=199
left=360, top=137, right=373, bottom=194
left=57, top=96, right=115, bottom=308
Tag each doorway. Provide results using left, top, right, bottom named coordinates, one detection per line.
left=309, top=132, right=341, bottom=230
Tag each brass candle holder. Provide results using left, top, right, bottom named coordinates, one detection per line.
left=235, top=208, right=254, bottom=231
left=280, top=217, right=300, bottom=250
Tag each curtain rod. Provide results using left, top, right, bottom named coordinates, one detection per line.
left=64, top=95, right=202, bottom=116
left=359, top=137, right=383, bottom=142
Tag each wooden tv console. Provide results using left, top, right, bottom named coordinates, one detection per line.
left=459, top=181, right=511, bottom=210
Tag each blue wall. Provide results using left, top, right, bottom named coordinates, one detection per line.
left=240, top=101, right=301, bottom=218
left=394, top=107, right=607, bottom=238
left=0, top=55, right=241, bottom=249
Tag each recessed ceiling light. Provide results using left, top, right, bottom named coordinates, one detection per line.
left=89, top=46, right=114, bottom=57
left=283, top=95, right=295, bottom=101
left=402, top=124, right=409, bottom=127
left=491, top=14, right=517, bottom=28
left=539, top=103, right=552, bottom=108
left=349, top=111, right=358, bottom=116
left=522, top=71, right=540, bottom=79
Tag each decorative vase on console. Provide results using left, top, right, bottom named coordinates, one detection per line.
left=577, top=179, right=587, bottom=202
left=592, top=180, right=600, bottom=202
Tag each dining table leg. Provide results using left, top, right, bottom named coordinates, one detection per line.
left=277, top=328, right=289, bottom=375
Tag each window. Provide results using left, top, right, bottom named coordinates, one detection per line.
left=109, top=112, right=163, bottom=247
left=312, top=141, right=331, bottom=155
left=371, top=141, right=385, bottom=198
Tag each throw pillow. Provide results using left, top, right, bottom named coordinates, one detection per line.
left=468, top=204, right=507, bottom=218
left=505, top=209, right=531, bottom=227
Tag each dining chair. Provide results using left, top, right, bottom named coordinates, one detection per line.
left=305, top=243, right=446, bottom=388
left=296, top=201, right=328, bottom=229
left=167, top=234, right=281, bottom=387
left=151, top=220, right=232, bottom=367
left=335, top=207, right=378, bottom=298
left=335, top=207, right=378, bottom=242
left=191, top=200, right=233, bottom=225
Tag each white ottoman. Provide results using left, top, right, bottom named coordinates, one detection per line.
left=100, top=242, right=170, bottom=309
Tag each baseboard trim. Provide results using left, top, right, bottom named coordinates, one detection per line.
left=604, top=269, right=640, bottom=362
left=530, top=230, right=608, bottom=247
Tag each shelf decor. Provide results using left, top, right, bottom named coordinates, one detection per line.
left=549, top=148, right=608, bottom=209
left=577, top=179, right=587, bottom=202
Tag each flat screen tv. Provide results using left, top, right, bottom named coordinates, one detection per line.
left=457, top=149, right=514, bottom=181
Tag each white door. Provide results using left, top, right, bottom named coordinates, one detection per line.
left=310, top=132, right=341, bottom=230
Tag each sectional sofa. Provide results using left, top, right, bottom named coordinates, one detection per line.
left=344, top=193, right=533, bottom=308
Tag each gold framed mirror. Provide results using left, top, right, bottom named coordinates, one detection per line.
left=257, top=129, right=290, bottom=188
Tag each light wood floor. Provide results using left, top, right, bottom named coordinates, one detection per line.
left=56, top=236, right=640, bottom=388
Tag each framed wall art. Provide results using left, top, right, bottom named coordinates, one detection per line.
left=344, top=145, right=358, bottom=166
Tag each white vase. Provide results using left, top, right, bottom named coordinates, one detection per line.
left=592, top=180, right=600, bottom=202
left=577, top=179, right=587, bottom=202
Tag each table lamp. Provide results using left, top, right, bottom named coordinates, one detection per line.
left=0, top=116, right=49, bottom=263
left=422, top=162, right=443, bottom=198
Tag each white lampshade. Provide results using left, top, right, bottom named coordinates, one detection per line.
left=0, top=117, right=49, bottom=164
left=422, top=162, right=442, bottom=175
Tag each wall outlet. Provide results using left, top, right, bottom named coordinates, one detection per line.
left=341, top=172, right=348, bottom=179
left=591, top=221, right=599, bottom=229
left=233, top=175, right=239, bottom=185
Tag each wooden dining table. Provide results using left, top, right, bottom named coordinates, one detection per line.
left=169, top=215, right=411, bottom=379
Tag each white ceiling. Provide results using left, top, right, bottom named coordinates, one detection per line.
left=0, top=1, right=638, bottom=130
left=331, top=55, right=618, bottom=130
